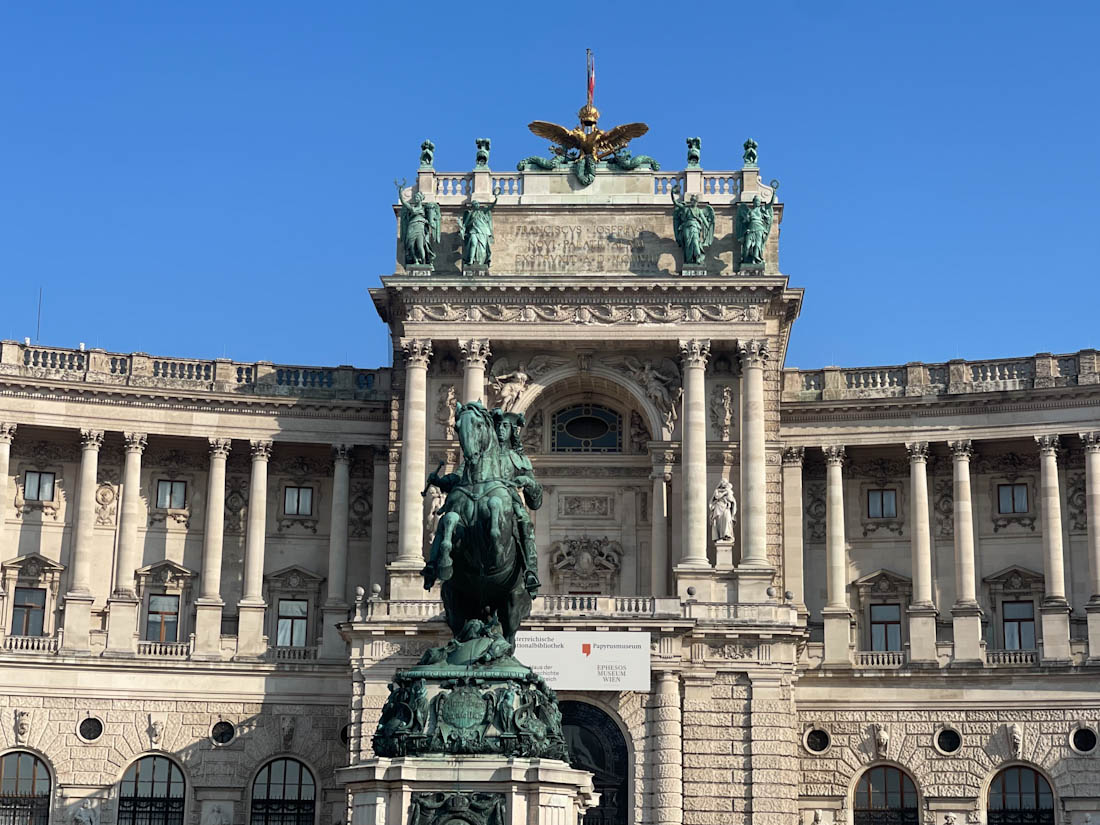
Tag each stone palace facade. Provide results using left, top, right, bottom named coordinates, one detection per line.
left=0, top=138, right=1097, bottom=825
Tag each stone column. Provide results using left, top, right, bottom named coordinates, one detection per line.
left=1080, top=432, right=1100, bottom=660
left=948, top=440, right=983, bottom=664
left=822, top=445, right=850, bottom=665
left=459, top=338, right=490, bottom=404
left=905, top=441, right=937, bottom=664
left=0, top=424, right=15, bottom=555
left=237, top=439, right=271, bottom=658
left=61, top=428, right=104, bottom=653
left=781, top=447, right=805, bottom=615
left=194, top=438, right=231, bottom=658
left=1036, top=434, right=1071, bottom=661
left=369, top=447, right=391, bottom=596
left=105, top=432, right=147, bottom=654
left=653, top=670, right=682, bottom=825
left=321, top=444, right=352, bottom=658
left=392, top=338, right=432, bottom=599
left=649, top=449, right=673, bottom=598
left=737, top=339, right=769, bottom=567
left=677, top=339, right=710, bottom=569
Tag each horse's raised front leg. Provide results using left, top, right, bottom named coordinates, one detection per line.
left=423, top=512, right=461, bottom=589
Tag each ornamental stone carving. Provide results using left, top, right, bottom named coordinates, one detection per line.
left=349, top=482, right=372, bottom=538
left=709, top=385, right=734, bottom=440
left=629, top=411, right=650, bottom=453
left=459, top=338, right=490, bottom=367
left=94, top=469, right=119, bottom=527
left=737, top=338, right=769, bottom=369
left=549, top=536, right=623, bottom=594
left=249, top=440, right=273, bottom=461
left=224, top=477, right=248, bottom=533
left=14, top=710, right=29, bottom=745
left=0, top=423, right=15, bottom=444
left=401, top=338, right=433, bottom=368
left=435, top=384, right=457, bottom=439
left=408, top=302, right=764, bottom=326
left=783, top=446, right=805, bottom=466
left=679, top=338, right=711, bottom=369
left=934, top=477, right=954, bottom=538
left=805, top=482, right=826, bottom=542
left=823, top=445, right=846, bottom=466
left=72, top=800, right=98, bottom=825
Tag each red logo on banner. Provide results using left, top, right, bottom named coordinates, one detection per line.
left=581, top=643, right=592, bottom=657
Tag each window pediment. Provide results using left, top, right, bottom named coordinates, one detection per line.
left=136, top=560, right=196, bottom=597
left=984, top=565, right=1044, bottom=594
left=854, top=569, right=913, bottom=600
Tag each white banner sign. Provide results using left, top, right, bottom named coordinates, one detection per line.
left=514, top=631, right=651, bottom=692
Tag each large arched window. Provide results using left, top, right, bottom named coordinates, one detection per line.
left=250, top=758, right=315, bottom=825
left=118, top=756, right=184, bottom=825
left=0, top=751, right=51, bottom=825
left=988, top=766, right=1054, bottom=825
left=551, top=404, right=622, bottom=453
left=560, top=701, right=628, bottom=825
left=853, top=765, right=919, bottom=825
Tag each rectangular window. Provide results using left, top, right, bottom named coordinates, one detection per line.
left=277, top=599, right=308, bottom=647
left=146, top=595, right=180, bottom=642
left=1003, top=600, right=1036, bottom=650
left=12, top=587, right=46, bottom=637
left=156, top=480, right=187, bottom=509
left=867, top=489, right=898, bottom=519
left=284, top=486, right=313, bottom=517
left=24, top=471, right=55, bottom=502
left=869, top=603, right=902, bottom=651
left=997, top=483, right=1028, bottom=514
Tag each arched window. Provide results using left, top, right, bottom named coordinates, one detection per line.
left=551, top=404, right=621, bottom=453
left=560, top=701, right=627, bottom=825
left=118, top=756, right=184, bottom=825
left=853, top=765, right=919, bottom=825
left=988, top=766, right=1054, bottom=825
left=250, top=758, right=315, bottom=825
left=0, top=751, right=50, bottom=825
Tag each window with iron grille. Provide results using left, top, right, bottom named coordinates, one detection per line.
left=0, top=751, right=51, bottom=825
left=11, top=589, right=45, bottom=637
left=156, top=480, right=187, bottom=510
left=118, top=756, right=185, bottom=825
left=250, top=759, right=315, bottom=825
left=987, top=766, right=1054, bottom=824
left=853, top=765, right=919, bottom=825
left=146, top=595, right=180, bottom=643
left=23, top=472, right=54, bottom=503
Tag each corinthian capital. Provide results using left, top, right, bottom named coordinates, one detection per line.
left=123, top=432, right=148, bottom=454
left=822, top=444, right=846, bottom=466
left=459, top=338, right=491, bottom=367
left=1080, top=432, right=1100, bottom=453
left=1035, top=434, right=1061, bottom=457
left=0, top=423, right=16, bottom=444
left=737, top=339, right=769, bottom=370
left=905, top=441, right=929, bottom=462
left=249, top=439, right=273, bottom=461
left=948, top=440, right=973, bottom=460
left=782, top=446, right=805, bottom=467
left=401, top=338, right=433, bottom=368
left=80, top=429, right=105, bottom=450
left=333, top=444, right=352, bottom=463
left=678, top=338, right=711, bottom=369
left=208, top=438, right=232, bottom=459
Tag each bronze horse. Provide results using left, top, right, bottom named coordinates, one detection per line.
left=421, top=402, right=533, bottom=645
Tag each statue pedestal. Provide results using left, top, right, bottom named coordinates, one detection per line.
left=404, top=264, right=434, bottom=276
left=340, top=756, right=598, bottom=825
left=737, top=261, right=765, bottom=274
left=461, top=263, right=489, bottom=278
left=680, top=263, right=707, bottom=277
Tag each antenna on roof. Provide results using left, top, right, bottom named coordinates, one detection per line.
left=35, top=287, right=42, bottom=344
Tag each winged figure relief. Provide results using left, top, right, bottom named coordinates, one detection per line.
left=605, top=356, right=683, bottom=430
left=488, top=355, right=570, bottom=412
left=527, top=119, right=650, bottom=162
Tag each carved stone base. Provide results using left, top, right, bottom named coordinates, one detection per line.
left=680, top=263, right=707, bottom=277
left=340, top=756, right=598, bottom=825
left=461, top=263, right=489, bottom=278
left=404, top=264, right=434, bottom=276
left=738, top=261, right=765, bottom=273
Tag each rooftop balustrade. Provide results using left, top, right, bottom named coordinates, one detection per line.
left=783, top=350, right=1099, bottom=403
left=0, top=341, right=388, bottom=401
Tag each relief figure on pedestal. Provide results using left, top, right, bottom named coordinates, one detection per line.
left=395, top=179, right=441, bottom=266
left=457, top=192, right=498, bottom=267
left=671, top=185, right=715, bottom=266
left=736, top=183, right=778, bottom=266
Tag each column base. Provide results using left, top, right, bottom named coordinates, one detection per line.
left=235, top=601, right=268, bottom=659
left=907, top=604, right=939, bottom=666
left=1039, top=601, right=1072, bottom=663
left=320, top=604, right=349, bottom=659
left=822, top=606, right=852, bottom=666
left=732, top=564, right=775, bottom=603
left=673, top=563, right=717, bottom=601
left=1087, top=602, right=1100, bottom=663
left=104, top=596, right=139, bottom=656
left=950, top=603, right=985, bottom=665
left=388, top=561, right=430, bottom=600
left=193, top=600, right=225, bottom=660
left=60, top=593, right=94, bottom=655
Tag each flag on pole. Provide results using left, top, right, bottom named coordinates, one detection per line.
left=586, top=49, right=595, bottom=104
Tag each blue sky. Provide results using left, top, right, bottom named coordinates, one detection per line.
left=2, top=3, right=1097, bottom=370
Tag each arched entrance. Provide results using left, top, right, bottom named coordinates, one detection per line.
left=560, top=701, right=629, bottom=825
left=852, top=765, right=919, bottom=825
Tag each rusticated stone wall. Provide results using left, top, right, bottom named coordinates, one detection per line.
left=682, top=673, right=751, bottom=824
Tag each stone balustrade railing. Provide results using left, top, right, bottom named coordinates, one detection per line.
left=985, top=648, right=1038, bottom=666
left=136, top=639, right=191, bottom=658
left=783, top=350, right=1099, bottom=402
left=0, top=341, right=389, bottom=401
left=854, top=650, right=907, bottom=668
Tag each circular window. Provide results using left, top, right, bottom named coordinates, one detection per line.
left=935, top=727, right=962, bottom=755
left=804, top=728, right=831, bottom=754
left=210, top=720, right=235, bottom=745
left=1070, top=726, right=1097, bottom=755
left=77, top=716, right=103, bottom=742
left=340, top=724, right=351, bottom=747
left=565, top=416, right=610, bottom=441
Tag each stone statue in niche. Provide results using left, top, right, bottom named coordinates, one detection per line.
left=629, top=411, right=650, bottom=453
left=709, top=480, right=737, bottom=541
left=709, top=385, right=734, bottom=440
left=736, top=182, right=779, bottom=266
left=458, top=192, right=498, bottom=268
left=395, top=179, right=441, bottom=267
left=435, top=385, right=457, bottom=439
left=670, top=185, right=715, bottom=266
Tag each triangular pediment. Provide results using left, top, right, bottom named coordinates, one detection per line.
left=136, top=559, right=196, bottom=582
left=265, top=565, right=325, bottom=589
left=1, top=552, right=65, bottom=576
left=854, top=568, right=912, bottom=595
left=984, top=565, right=1044, bottom=590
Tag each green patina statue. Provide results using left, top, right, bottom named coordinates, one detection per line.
left=516, top=154, right=565, bottom=171
left=372, top=401, right=565, bottom=761
left=670, top=185, right=716, bottom=266
left=419, top=139, right=435, bottom=169
left=395, top=179, right=441, bottom=267
left=686, top=137, right=701, bottom=168
left=736, top=181, right=779, bottom=266
left=474, top=138, right=491, bottom=169
left=743, top=137, right=758, bottom=167
left=606, top=149, right=660, bottom=172
left=457, top=192, right=499, bottom=268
